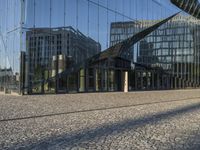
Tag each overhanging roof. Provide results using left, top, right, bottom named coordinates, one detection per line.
left=171, top=0, right=200, bottom=19
left=89, top=12, right=180, bottom=64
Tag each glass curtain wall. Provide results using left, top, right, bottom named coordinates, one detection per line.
left=1, top=0, right=199, bottom=94
left=0, top=0, right=21, bottom=93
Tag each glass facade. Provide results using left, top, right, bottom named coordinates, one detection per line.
left=0, top=0, right=199, bottom=94
left=0, top=0, right=22, bottom=92
left=110, top=15, right=200, bottom=89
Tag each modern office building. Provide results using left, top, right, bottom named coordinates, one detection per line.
left=0, top=0, right=200, bottom=94
left=110, top=15, right=200, bottom=90
left=23, top=13, right=179, bottom=94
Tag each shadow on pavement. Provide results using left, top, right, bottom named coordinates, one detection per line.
left=176, top=132, right=200, bottom=150
left=1, top=96, right=200, bottom=123
left=8, top=102, right=200, bottom=149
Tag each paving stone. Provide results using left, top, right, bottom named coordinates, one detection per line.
left=0, top=89, right=200, bottom=149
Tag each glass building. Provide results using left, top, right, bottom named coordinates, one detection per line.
left=0, top=0, right=199, bottom=94
left=110, top=15, right=200, bottom=90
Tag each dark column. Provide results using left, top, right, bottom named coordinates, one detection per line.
left=135, top=71, right=138, bottom=90
left=93, top=68, right=96, bottom=92
left=152, top=71, right=155, bottom=90
left=85, top=68, right=89, bottom=92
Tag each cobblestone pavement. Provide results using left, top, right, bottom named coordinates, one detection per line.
left=1, top=89, right=200, bottom=149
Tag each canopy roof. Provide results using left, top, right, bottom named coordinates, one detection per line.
left=89, top=12, right=179, bottom=64
left=171, top=0, right=200, bottom=19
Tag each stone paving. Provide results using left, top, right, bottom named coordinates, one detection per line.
left=1, top=89, right=200, bottom=149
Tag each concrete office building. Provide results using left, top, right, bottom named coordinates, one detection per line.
left=25, top=26, right=101, bottom=93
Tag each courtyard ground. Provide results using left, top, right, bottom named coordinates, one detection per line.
left=1, top=89, right=200, bottom=149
